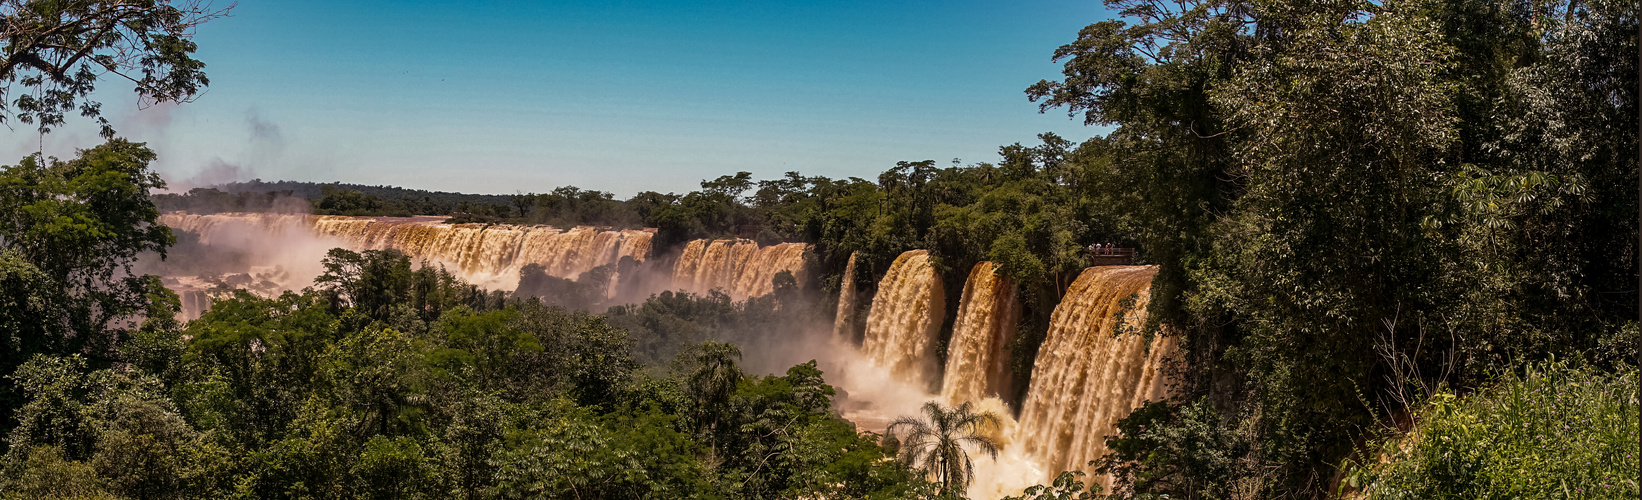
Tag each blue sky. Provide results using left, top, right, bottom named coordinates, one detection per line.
left=4, top=0, right=1114, bottom=196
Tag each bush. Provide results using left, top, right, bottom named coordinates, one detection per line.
left=1348, top=360, right=1639, bottom=499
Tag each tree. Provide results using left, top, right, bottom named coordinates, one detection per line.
left=685, top=340, right=741, bottom=441
left=323, top=327, right=426, bottom=437
left=508, top=192, right=534, bottom=219
left=2, top=354, right=229, bottom=498
left=886, top=401, right=1000, bottom=497
left=0, top=0, right=229, bottom=137
left=314, top=186, right=387, bottom=216
left=314, top=248, right=413, bottom=322
left=0, top=140, right=172, bottom=365
left=0, top=250, right=61, bottom=424
left=429, top=307, right=538, bottom=390
left=1002, top=470, right=1099, bottom=500
left=700, top=172, right=754, bottom=202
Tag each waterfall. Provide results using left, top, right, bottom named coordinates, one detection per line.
left=309, top=216, right=652, bottom=287
left=668, top=239, right=809, bottom=299
left=179, top=289, right=210, bottom=321
left=164, top=273, right=271, bottom=322
left=1015, top=265, right=1173, bottom=486
left=860, top=250, right=946, bottom=390
left=155, top=212, right=653, bottom=295
left=158, top=212, right=316, bottom=241
left=832, top=251, right=859, bottom=341
left=940, top=261, right=1020, bottom=405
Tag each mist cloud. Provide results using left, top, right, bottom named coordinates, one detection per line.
left=166, top=158, right=251, bottom=192
left=160, top=109, right=292, bottom=193
left=247, top=109, right=282, bottom=144
left=124, top=101, right=180, bottom=134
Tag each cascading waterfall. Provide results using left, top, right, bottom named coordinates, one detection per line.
left=156, top=212, right=653, bottom=293
left=841, top=254, right=1043, bottom=499
left=940, top=261, right=1020, bottom=405
left=159, top=267, right=287, bottom=321
left=832, top=251, right=859, bottom=341
left=859, top=250, right=946, bottom=390
left=310, top=216, right=652, bottom=287
left=1015, top=265, right=1173, bottom=486
left=156, top=213, right=331, bottom=320
left=669, top=239, right=809, bottom=299
left=179, top=289, right=210, bottom=321
left=159, top=212, right=317, bottom=241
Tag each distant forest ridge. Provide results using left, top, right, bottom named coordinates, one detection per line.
left=153, top=179, right=519, bottom=218
left=215, top=179, right=517, bottom=205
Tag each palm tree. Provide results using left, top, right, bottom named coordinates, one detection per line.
left=687, top=341, right=743, bottom=406
left=686, top=341, right=743, bottom=442
left=887, top=401, right=1002, bottom=497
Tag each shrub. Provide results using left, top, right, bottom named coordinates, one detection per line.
left=1348, top=360, right=1639, bottom=499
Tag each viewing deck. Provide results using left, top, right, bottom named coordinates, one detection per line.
left=1086, top=247, right=1135, bottom=266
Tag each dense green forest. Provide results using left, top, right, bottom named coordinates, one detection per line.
left=2, top=0, right=1639, bottom=498
left=3, top=228, right=927, bottom=497
left=152, top=181, right=519, bottom=219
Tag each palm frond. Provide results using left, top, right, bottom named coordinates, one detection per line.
left=884, top=400, right=1007, bottom=495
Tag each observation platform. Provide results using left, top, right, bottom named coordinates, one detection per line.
left=1086, top=247, right=1135, bottom=266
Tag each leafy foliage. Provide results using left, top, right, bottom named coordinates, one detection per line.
left=1003, top=470, right=1101, bottom=500
left=1022, top=0, right=1638, bottom=495
left=0, top=140, right=175, bottom=433
left=0, top=240, right=928, bottom=498
left=0, top=0, right=227, bottom=136
left=886, top=401, right=1002, bottom=497
left=1347, top=361, right=1639, bottom=498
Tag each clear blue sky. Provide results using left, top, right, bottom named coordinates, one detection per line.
left=4, top=0, right=1115, bottom=196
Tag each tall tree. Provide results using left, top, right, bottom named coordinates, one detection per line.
left=685, top=340, right=742, bottom=443
left=314, top=248, right=414, bottom=322
left=0, top=139, right=171, bottom=361
left=886, top=401, right=1000, bottom=497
